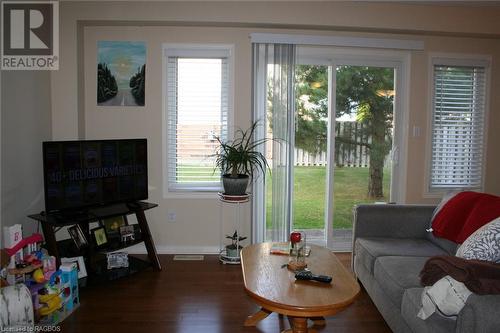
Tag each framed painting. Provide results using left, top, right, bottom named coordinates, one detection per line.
left=97, top=41, right=146, bottom=107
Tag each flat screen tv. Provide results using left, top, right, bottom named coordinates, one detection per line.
left=42, top=139, right=148, bottom=213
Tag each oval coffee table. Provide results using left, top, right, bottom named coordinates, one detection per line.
left=241, top=242, right=360, bottom=333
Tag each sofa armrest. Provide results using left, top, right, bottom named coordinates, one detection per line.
left=353, top=204, right=436, bottom=241
left=457, top=294, right=500, bottom=333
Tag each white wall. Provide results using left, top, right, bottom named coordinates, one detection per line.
left=47, top=1, right=500, bottom=253
left=1, top=71, right=52, bottom=245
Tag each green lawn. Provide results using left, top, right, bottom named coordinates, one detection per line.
left=178, top=163, right=390, bottom=229
left=266, top=166, right=391, bottom=229
left=176, top=165, right=219, bottom=182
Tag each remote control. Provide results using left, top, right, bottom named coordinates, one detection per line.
left=295, top=270, right=332, bottom=283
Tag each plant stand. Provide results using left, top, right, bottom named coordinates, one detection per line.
left=218, top=192, right=250, bottom=265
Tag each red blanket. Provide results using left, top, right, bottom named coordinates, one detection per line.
left=420, top=255, right=500, bottom=295
left=432, top=191, right=500, bottom=243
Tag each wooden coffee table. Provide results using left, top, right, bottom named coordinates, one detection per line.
left=241, top=242, right=360, bottom=333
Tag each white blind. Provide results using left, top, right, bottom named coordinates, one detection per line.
left=167, top=56, right=229, bottom=191
left=430, top=64, right=486, bottom=190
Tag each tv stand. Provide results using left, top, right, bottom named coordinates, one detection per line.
left=126, top=201, right=142, bottom=209
left=29, top=201, right=161, bottom=280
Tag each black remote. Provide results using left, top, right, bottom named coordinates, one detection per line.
left=295, top=270, right=332, bottom=283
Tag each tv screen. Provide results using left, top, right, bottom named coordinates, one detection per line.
left=43, top=139, right=148, bottom=213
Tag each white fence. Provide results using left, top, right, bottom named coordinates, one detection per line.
left=294, top=121, right=371, bottom=167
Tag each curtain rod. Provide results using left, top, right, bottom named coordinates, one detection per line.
left=249, top=33, right=424, bottom=50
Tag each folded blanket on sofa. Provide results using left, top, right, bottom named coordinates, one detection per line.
left=420, top=255, right=500, bottom=295
left=418, top=275, right=472, bottom=320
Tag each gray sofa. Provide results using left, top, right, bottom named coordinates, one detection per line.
left=352, top=204, right=500, bottom=333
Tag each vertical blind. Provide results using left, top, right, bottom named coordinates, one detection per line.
left=252, top=43, right=296, bottom=242
left=430, top=64, right=486, bottom=190
left=166, top=56, right=229, bottom=191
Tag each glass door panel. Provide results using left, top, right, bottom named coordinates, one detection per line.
left=293, top=65, right=329, bottom=246
left=260, top=57, right=398, bottom=251
left=332, top=65, right=395, bottom=251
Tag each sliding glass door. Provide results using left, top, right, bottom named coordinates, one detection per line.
left=253, top=45, right=408, bottom=251
left=330, top=64, right=395, bottom=250
left=290, top=64, right=330, bottom=246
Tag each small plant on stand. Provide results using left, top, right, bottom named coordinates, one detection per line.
left=214, top=121, right=270, bottom=195
left=225, top=230, right=247, bottom=258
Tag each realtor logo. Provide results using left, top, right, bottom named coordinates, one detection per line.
left=1, top=1, right=59, bottom=70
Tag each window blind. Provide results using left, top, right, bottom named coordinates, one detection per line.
left=430, top=64, right=486, bottom=190
left=166, top=56, right=229, bottom=191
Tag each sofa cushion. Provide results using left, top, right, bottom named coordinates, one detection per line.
left=355, top=237, right=448, bottom=275
left=402, top=287, right=457, bottom=333
left=374, top=256, right=428, bottom=308
left=426, top=232, right=458, bottom=255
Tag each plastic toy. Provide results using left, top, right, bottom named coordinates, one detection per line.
left=32, top=268, right=45, bottom=283
left=4, top=233, right=44, bottom=285
left=42, top=257, right=56, bottom=281
left=38, top=294, right=62, bottom=316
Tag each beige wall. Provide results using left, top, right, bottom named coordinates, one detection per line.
left=82, top=26, right=252, bottom=253
left=1, top=71, right=52, bottom=246
left=408, top=37, right=500, bottom=204
left=51, top=1, right=500, bottom=252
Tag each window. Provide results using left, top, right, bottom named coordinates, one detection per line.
left=164, top=45, right=232, bottom=191
left=429, top=58, right=489, bottom=191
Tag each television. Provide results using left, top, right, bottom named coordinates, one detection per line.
left=42, top=139, right=148, bottom=213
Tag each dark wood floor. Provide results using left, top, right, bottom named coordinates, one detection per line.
left=62, top=254, right=391, bottom=333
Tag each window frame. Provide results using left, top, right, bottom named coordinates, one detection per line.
left=425, top=54, right=491, bottom=196
left=162, top=44, right=234, bottom=196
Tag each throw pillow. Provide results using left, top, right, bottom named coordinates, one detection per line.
left=456, top=217, right=500, bottom=263
left=431, top=191, right=500, bottom=243
left=458, top=196, right=500, bottom=243
left=431, top=191, right=462, bottom=223
left=427, top=191, right=462, bottom=254
left=431, top=191, right=482, bottom=242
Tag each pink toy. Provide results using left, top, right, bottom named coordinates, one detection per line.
left=5, top=233, right=43, bottom=257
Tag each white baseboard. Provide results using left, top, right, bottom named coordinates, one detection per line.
left=125, top=243, right=220, bottom=255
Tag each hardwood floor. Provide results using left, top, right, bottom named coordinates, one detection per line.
left=61, top=253, right=391, bottom=333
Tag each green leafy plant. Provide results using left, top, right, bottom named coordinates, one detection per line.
left=225, top=230, right=247, bottom=250
left=215, top=121, right=269, bottom=179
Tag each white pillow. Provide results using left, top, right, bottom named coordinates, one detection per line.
left=417, top=275, right=472, bottom=320
left=455, top=217, right=500, bottom=263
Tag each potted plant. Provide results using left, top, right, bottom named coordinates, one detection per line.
left=225, top=230, right=247, bottom=258
left=215, top=121, right=269, bottom=195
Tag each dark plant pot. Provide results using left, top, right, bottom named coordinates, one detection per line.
left=226, top=245, right=243, bottom=258
left=222, top=174, right=249, bottom=195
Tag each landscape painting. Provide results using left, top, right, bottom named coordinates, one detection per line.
left=97, top=41, right=146, bottom=107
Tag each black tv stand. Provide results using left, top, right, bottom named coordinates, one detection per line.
left=29, top=201, right=161, bottom=280
left=49, top=209, right=93, bottom=223
left=126, top=201, right=143, bottom=209
left=89, top=203, right=129, bottom=218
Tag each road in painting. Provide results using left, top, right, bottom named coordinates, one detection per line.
left=97, top=41, right=146, bottom=107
